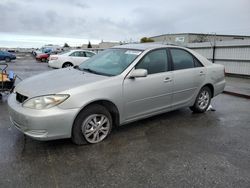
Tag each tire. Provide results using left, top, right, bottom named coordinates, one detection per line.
left=41, top=58, right=47, bottom=62
left=62, top=62, right=73, bottom=68
left=5, top=57, right=11, bottom=62
left=72, top=104, right=112, bottom=145
left=190, top=86, right=212, bottom=113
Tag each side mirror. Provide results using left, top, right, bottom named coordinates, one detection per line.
left=129, top=69, right=148, bottom=78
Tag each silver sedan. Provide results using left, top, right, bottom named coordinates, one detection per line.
left=8, top=43, right=226, bottom=144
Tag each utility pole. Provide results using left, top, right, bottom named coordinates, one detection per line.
left=208, top=32, right=216, bottom=63
left=212, top=33, right=216, bottom=63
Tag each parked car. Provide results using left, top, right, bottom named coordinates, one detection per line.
left=0, top=51, right=16, bottom=62
left=32, top=45, right=62, bottom=56
left=48, top=50, right=96, bottom=68
left=7, top=49, right=18, bottom=53
left=32, top=49, right=39, bottom=56
left=36, top=52, right=50, bottom=62
left=32, top=49, right=50, bottom=56
left=8, top=44, right=225, bottom=145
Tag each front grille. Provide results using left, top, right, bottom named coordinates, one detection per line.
left=16, top=92, right=28, bottom=103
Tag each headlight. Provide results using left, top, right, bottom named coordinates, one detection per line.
left=23, top=94, right=69, bottom=110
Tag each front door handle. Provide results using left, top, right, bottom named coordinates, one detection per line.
left=199, top=71, right=205, bottom=76
left=164, top=77, right=172, bottom=82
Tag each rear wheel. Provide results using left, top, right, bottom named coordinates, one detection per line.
left=62, top=62, right=73, bottom=68
left=72, top=104, right=112, bottom=145
left=5, top=57, right=11, bottom=62
left=190, top=86, right=211, bottom=113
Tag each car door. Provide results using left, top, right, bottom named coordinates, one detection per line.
left=169, top=48, right=206, bottom=108
left=69, top=51, right=85, bottom=65
left=123, top=49, right=173, bottom=121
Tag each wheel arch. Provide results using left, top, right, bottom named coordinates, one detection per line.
left=202, top=83, right=214, bottom=98
left=73, top=99, right=120, bottom=130
left=62, top=61, right=73, bottom=67
left=5, top=56, right=11, bottom=61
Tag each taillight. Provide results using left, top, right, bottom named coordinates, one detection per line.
left=51, top=57, right=58, bottom=60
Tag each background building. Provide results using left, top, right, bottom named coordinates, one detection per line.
left=147, top=33, right=250, bottom=76
left=149, top=33, right=250, bottom=45
left=81, top=41, right=120, bottom=49
left=98, top=41, right=121, bottom=48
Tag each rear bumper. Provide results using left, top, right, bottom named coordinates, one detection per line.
left=48, top=60, right=61, bottom=68
left=214, top=79, right=226, bottom=97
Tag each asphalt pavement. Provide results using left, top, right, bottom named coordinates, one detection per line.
left=0, top=54, right=250, bottom=188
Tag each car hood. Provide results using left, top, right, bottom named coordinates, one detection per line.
left=15, top=68, right=108, bottom=97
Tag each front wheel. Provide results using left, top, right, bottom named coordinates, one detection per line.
left=190, top=86, right=212, bottom=113
left=5, top=57, right=11, bottom=62
left=72, top=104, right=112, bottom=145
left=41, top=58, right=47, bottom=62
left=62, top=62, right=73, bottom=68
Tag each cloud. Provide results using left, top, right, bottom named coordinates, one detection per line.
left=0, top=0, right=249, bottom=42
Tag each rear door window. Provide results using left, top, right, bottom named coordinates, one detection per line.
left=170, top=49, right=195, bottom=70
left=70, top=51, right=85, bottom=57
left=85, top=52, right=95, bottom=57
left=78, top=51, right=86, bottom=57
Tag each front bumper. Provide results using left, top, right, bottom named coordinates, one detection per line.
left=8, top=93, right=79, bottom=140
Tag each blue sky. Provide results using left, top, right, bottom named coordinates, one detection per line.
left=0, top=0, right=250, bottom=48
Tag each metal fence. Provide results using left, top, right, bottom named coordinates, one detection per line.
left=2, top=41, right=250, bottom=75
left=187, top=40, right=250, bottom=75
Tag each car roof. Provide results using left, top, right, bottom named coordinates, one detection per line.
left=112, top=43, right=179, bottom=51
left=70, top=49, right=95, bottom=53
left=112, top=43, right=212, bottom=66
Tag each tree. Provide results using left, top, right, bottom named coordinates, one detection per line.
left=140, top=37, right=154, bottom=43
left=87, top=41, right=92, bottom=48
left=193, top=34, right=208, bottom=43
left=63, top=43, right=70, bottom=48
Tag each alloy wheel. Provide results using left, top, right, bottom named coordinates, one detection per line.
left=198, top=90, right=210, bottom=110
left=81, top=114, right=111, bottom=144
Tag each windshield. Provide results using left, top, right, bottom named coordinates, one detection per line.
left=79, top=48, right=142, bottom=76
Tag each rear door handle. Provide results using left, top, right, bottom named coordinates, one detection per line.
left=164, top=77, right=172, bottom=82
